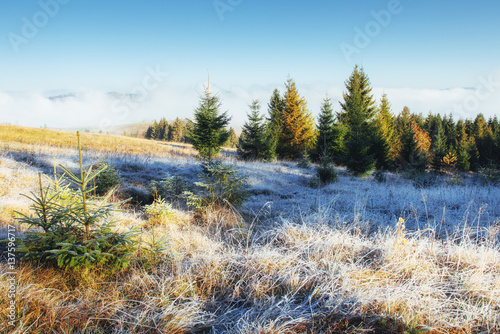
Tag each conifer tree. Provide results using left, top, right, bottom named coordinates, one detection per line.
left=170, top=117, right=185, bottom=142
left=189, top=84, right=231, bottom=160
left=331, top=121, right=348, bottom=166
left=394, top=106, right=431, bottom=171
left=278, top=78, right=315, bottom=160
left=266, top=88, right=285, bottom=159
left=494, top=124, right=500, bottom=167
left=338, top=65, right=376, bottom=175
left=430, top=120, right=448, bottom=171
left=443, top=113, right=458, bottom=149
left=473, top=114, right=495, bottom=166
left=312, top=97, right=336, bottom=162
left=145, top=125, right=153, bottom=139
left=372, top=93, right=396, bottom=170
left=456, top=120, right=471, bottom=171
left=226, top=127, right=239, bottom=148
left=238, top=100, right=267, bottom=160
left=150, top=120, right=159, bottom=140
left=158, top=117, right=169, bottom=141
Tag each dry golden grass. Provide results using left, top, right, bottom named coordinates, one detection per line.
left=0, top=124, right=198, bottom=157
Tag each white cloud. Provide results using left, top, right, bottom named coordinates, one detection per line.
left=1, top=76, right=499, bottom=130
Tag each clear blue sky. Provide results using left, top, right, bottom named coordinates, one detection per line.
left=1, top=0, right=499, bottom=127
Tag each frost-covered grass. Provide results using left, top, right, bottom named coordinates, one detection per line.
left=0, top=130, right=499, bottom=333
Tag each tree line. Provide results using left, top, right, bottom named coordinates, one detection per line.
left=147, top=65, right=500, bottom=176
left=237, top=66, right=500, bottom=175
left=144, top=116, right=238, bottom=148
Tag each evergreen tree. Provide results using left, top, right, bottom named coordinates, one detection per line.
left=227, top=127, right=238, bottom=148
left=266, top=88, right=285, bottom=158
left=312, top=97, right=336, bottom=162
left=157, top=117, right=169, bottom=141
left=494, top=123, right=500, bottom=166
left=237, top=100, right=267, bottom=160
left=473, top=114, right=495, bottom=166
left=145, top=125, right=153, bottom=139
left=338, top=65, right=376, bottom=175
left=430, top=119, right=448, bottom=171
left=189, top=84, right=231, bottom=160
left=394, top=106, right=431, bottom=171
left=170, top=117, right=185, bottom=142
left=331, top=121, right=348, bottom=166
left=372, top=93, right=396, bottom=170
left=443, top=113, right=458, bottom=149
left=456, top=120, right=471, bottom=171
left=150, top=120, right=159, bottom=140
left=278, top=78, right=315, bottom=160
left=183, top=121, right=194, bottom=144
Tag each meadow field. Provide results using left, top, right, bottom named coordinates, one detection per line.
left=1, top=125, right=499, bottom=333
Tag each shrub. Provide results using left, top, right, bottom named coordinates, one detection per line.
left=402, top=169, right=437, bottom=189
left=91, top=160, right=123, bottom=196
left=478, top=165, right=500, bottom=185
left=186, top=160, right=249, bottom=210
left=373, top=168, right=387, bottom=183
left=143, top=197, right=175, bottom=226
left=16, top=132, right=137, bottom=273
left=296, top=151, right=312, bottom=169
left=315, top=154, right=338, bottom=186
left=447, top=173, right=465, bottom=186
left=148, top=174, right=192, bottom=203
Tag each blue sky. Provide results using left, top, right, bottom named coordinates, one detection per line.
left=1, top=0, right=499, bottom=128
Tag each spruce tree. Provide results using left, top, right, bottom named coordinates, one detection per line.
left=473, top=114, right=495, bottom=166
left=331, top=121, right=348, bottom=166
left=430, top=120, right=448, bottom=171
left=189, top=84, right=231, bottom=160
left=145, top=125, right=153, bottom=139
left=372, top=93, right=396, bottom=170
left=456, top=120, right=471, bottom=171
left=150, top=120, right=159, bottom=140
left=170, top=117, right=185, bottom=142
left=279, top=78, right=315, bottom=160
left=237, top=100, right=266, bottom=160
left=158, top=117, right=169, bottom=141
left=312, top=97, right=336, bottom=162
left=394, top=106, right=431, bottom=172
left=266, top=88, right=285, bottom=159
left=227, top=127, right=238, bottom=148
left=338, top=65, right=376, bottom=175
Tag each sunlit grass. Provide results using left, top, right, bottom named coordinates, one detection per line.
left=0, top=126, right=499, bottom=333
left=0, top=124, right=198, bottom=157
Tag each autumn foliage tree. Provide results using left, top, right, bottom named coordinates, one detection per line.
left=394, top=106, right=431, bottom=172
left=277, top=78, right=315, bottom=160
